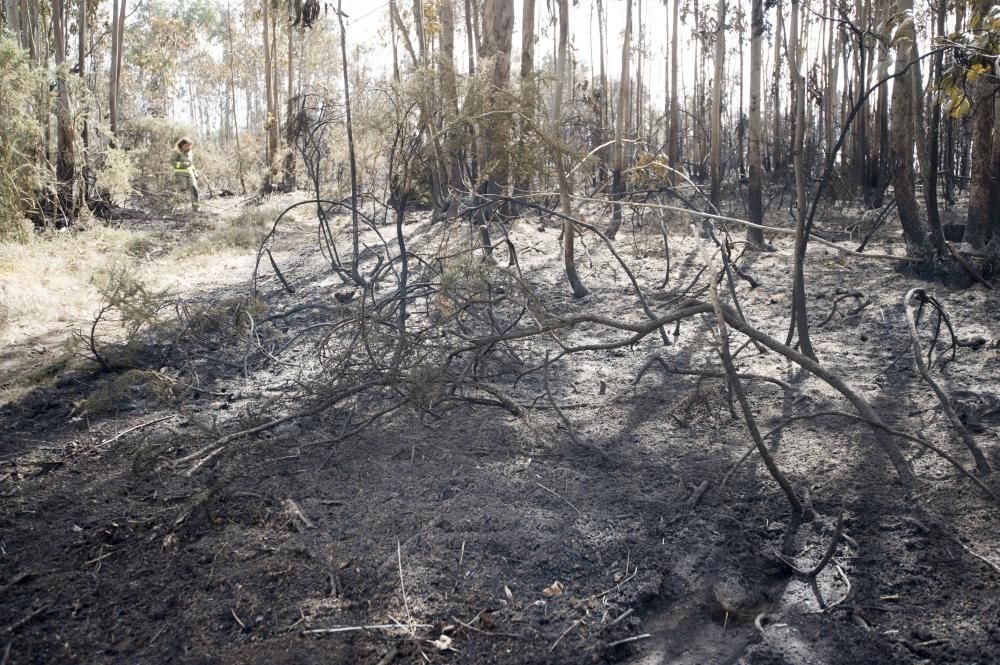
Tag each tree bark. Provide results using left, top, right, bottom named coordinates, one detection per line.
left=668, top=0, right=680, bottom=170
left=786, top=0, right=817, bottom=360
left=53, top=0, right=76, bottom=222
left=606, top=0, right=632, bottom=239
left=336, top=0, right=365, bottom=286
left=747, top=0, right=766, bottom=247
left=889, top=0, right=932, bottom=261
left=966, top=76, right=995, bottom=249
left=552, top=0, right=589, bottom=297
left=709, top=0, right=725, bottom=210
left=514, top=0, right=535, bottom=205
left=262, top=0, right=279, bottom=187
left=439, top=0, right=461, bottom=186
left=770, top=0, right=783, bottom=172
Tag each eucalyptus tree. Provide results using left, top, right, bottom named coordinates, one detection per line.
left=746, top=0, right=766, bottom=247
left=552, top=0, right=589, bottom=297
left=709, top=0, right=725, bottom=210
left=606, top=0, right=632, bottom=239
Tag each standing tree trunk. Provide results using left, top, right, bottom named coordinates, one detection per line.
left=770, top=0, right=783, bottom=172
left=78, top=0, right=88, bottom=201
left=476, top=0, right=515, bottom=253
left=668, top=0, right=680, bottom=170
left=514, top=0, right=536, bottom=205
left=747, top=0, right=766, bottom=247
left=709, top=0, right=726, bottom=210
left=225, top=2, right=246, bottom=194
left=439, top=0, right=461, bottom=187
left=262, top=0, right=279, bottom=189
left=552, top=0, right=589, bottom=297
left=53, top=0, right=76, bottom=222
left=282, top=15, right=296, bottom=190
left=989, top=87, right=1000, bottom=252
left=597, top=0, right=610, bottom=181
left=889, top=0, right=932, bottom=261
left=786, top=0, right=816, bottom=360
left=606, top=0, right=632, bottom=239
left=336, top=0, right=365, bottom=286
left=463, top=0, right=479, bottom=182
left=926, top=0, right=946, bottom=219
left=910, top=27, right=943, bottom=254
left=109, top=0, right=126, bottom=137
left=965, top=75, right=995, bottom=249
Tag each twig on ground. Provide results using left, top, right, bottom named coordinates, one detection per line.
left=946, top=243, right=993, bottom=289
left=284, top=498, right=315, bottom=529
left=687, top=480, right=709, bottom=507
left=231, top=608, right=246, bottom=629
left=824, top=563, right=852, bottom=612
left=451, top=614, right=521, bottom=638
left=806, top=512, right=846, bottom=579
left=2, top=605, right=49, bottom=635
left=0, top=572, right=32, bottom=597
left=303, top=624, right=433, bottom=635
left=97, top=416, right=174, bottom=448
left=607, top=633, right=652, bottom=648
left=610, top=608, right=634, bottom=625
left=549, top=619, right=583, bottom=652
left=398, top=540, right=413, bottom=628
left=589, top=566, right=639, bottom=600
left=543, top=352, right=584, bottom=450
left=904, top=289, right=992, bottom=475
left=536, top=482, right=581, bottom=515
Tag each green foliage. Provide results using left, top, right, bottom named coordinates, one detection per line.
left=95, top=147, right=137, bottom=205
left=937, top=6, right=1000, bottom=119
left=85, top=262, right=175, bottom=370
left=0, top=35, right=47, bottom=241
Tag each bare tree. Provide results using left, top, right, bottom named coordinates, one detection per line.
left=746, top=0, right=766, bottom=248
left=709, top=0, right=726, bottom=209
left=109, top=0, right=126, bottom=136
left=786, top=0, right=817, bottom=360
left=966, top=76, right=995, bottom=248
left=53, top=0, right=76, bottom=220
left=551, top=0, right=589, bottom=297
left=889, top=0, right=933, bottom=261
left=606, top=0, right=633, bottom=239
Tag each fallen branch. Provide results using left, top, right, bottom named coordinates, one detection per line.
left=710, top=276, right=803, bottom=514
left=904, top=289, right=992, bottom=475
left=97, top=416, right=174, bottom=448
left=607, top=633, right=652, bottom=648
left=806, top=512, right=845, bottom=579
left=946, top=243, right=993, bottom=289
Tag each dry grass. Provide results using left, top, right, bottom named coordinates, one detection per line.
left=0, top=198, right=292, bottom=401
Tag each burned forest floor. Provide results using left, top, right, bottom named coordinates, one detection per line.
left=1, top=193, right=999, bottom=665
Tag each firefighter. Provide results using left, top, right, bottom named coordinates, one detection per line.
left=172, top=137, right=200, bottom=212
